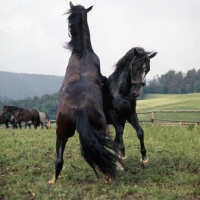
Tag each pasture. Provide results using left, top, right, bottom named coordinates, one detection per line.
left=0, top=123, right=200, bottom=199
left=137, top=93, right=200, bottom=122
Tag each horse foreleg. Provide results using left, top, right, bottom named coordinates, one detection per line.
left=48, top=137, right=68, bottom=184
left=40, top=123, right=43, bottom=130
left=128, top=113, right=149, bottom=167
left=14, top=119, right=21, bottom=129
left=5, top=122, right=9, bottom=128
left=108, top=111, right=127, bottom=167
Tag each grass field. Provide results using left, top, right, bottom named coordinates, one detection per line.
left=137, top=93, right=200, bottom=122
left=0, top=124, right=200, bottom=200
left=1, top=93, right=200, bottom=199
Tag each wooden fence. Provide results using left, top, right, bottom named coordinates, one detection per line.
left=1, top=110, right=200, bottom=128
left=137, top=110, right=200, bottom=126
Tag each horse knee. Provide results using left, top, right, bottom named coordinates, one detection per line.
left=137, top=129, right=144, bottom=139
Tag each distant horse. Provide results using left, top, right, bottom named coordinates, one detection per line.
left=103, top=47, right=157, bottom=168
left=0, top=106, right=40, bottom=129
left=24, top=120, right=32, bottom=129
left=39, top=112, right=51, bottom=129
left=25, top=112, right=51, bottom=129
left=0, top=112, right=18, bottom=128
left=48, top=2, right=117, bottom=185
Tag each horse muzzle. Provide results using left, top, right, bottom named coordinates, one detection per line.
left=131, top=85, right=142, bottom=97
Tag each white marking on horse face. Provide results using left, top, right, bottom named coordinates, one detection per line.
left=141, top=63, right=146, bottom=81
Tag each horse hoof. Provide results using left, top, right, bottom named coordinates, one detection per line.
left=48, top=175, right=56, bottom=184
left=119, top=156, right=128, bottom=165
left=140, top=158, right=149, bottom=168
left=103, top=175, right=112, bottom=184
left=116, top=161, right=124, bottom=172
left=105, top=178, right=112, bottom=184
left=48, top=180, right=55, bottom=184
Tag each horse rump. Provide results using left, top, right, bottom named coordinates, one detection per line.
left=72, top=109, right=117, bottom=180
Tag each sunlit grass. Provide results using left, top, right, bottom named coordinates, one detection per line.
left=137, top=93, right=200, bottom=122
left=0, top=123, right=200, bottom=199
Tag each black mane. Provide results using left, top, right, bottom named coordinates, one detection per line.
left=65, top=5, right=93, bottom=58
left=113, top=47, right=149, bottom=80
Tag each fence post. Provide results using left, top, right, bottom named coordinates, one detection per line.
left=151, top=112, right=155, bottom=125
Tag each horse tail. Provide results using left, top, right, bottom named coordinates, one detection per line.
left=72, top=108, right=117, bottom=180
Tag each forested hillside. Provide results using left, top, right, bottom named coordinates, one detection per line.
left=0, top=71, right=63, bottom=100
left=144, top=68, right=200, bottom=94
left=0, top=92, right=59, bottom=120
left=1, top=68, right=200, bottom=120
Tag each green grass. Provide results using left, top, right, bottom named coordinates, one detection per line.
left=137, top=93, right=200, bottom=122
left=0, top=124, right=200, bottom=200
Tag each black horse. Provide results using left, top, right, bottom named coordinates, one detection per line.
left=0, top=112, right=18, bottom=128
left=0, top=106, right=40, bottom=129
left=48, top=2, right=117, bottom=185
left=103, top=47, right=157, bottom=168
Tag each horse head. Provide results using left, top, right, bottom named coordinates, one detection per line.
left=129, top=48, right=157, bottom=97
left=0, top=105, right=8, bottom=116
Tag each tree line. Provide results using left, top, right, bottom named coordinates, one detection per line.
left=143, top=68, right=200, bottom=95
left=0, top=92, right=59, bottom=120
left=0, top=68, right=200, bottom=119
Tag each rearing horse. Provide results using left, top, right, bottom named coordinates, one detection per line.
left=48, top=2, right=117, bottom=185
left=103, top=47, right=157, bottom=168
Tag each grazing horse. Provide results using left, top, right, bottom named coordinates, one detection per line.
left=0, top=112, right=18, bottom=128
left=103, top=47, right=157, bottom=168
left=48, top=2, right=117, bottom=185
left=39, top=112, right=51, bottom=129
left=25, top=112, right=51, bottom=129
left=0, top=106, right=40, bottom=129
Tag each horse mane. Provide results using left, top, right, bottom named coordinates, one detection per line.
left=65, top=5, right=93, bottom=58
left=112, top=47, right=148, bottom=80
left=5, top=105, right=25, bottom=112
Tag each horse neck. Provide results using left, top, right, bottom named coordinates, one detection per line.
left=109, top=70, right=132, bottom=98
left=7, top=106, right=22, bottom=117
left=82, top=14, right=93, bottom=52
left=68, top=10, right=93, bottom=57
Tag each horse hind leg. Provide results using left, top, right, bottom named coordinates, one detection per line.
left=33, top=120, right=37, bottom=129
left=112, top=125, right=128, bottom=171
left=48, top=121, right=72, bottom=184
left=48, top=135, right=68, bottom=184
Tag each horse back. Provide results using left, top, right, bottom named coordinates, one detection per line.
left=57, top=52, right=105, bottom=129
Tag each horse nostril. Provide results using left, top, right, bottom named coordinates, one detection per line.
left=132, top=92, right=138, bottom=97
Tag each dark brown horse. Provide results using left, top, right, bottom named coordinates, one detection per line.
left=103, top=47, right=157, bottom=169
left=48, top=2, right=117, bottom=185
left=24, top=112, right=51, bottom=130
left=0, top=106, right=40, bottom=129
left=0, top=112, right=18, bottom=128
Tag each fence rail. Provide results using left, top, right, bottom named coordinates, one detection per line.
left=137, top=110, right=200, bottom=126
left=1, top=110, right=200, bottom=128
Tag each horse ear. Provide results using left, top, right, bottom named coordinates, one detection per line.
left=69, top=1, right=74, bottom=8
left=134, top=47, right=145, bottom=56
left=86, top=6, right=93, bottom=12
left=149, top=52, right=157, bottom=59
